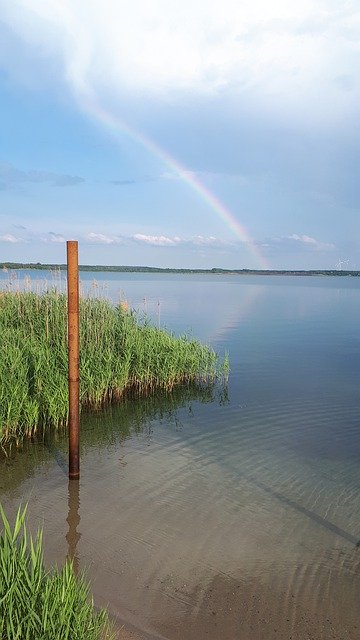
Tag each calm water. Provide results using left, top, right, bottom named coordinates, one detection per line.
left=1, top=271, right=360, bottom=639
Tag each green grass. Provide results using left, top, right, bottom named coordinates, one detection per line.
left=0, top=290, right=228, bottom=445
left=0, top=504, right=114, bottom=640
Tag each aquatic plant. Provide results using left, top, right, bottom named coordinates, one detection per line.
left=0, top=290, right=226, bottom=444
left=0, top=504, right=114, bottom=640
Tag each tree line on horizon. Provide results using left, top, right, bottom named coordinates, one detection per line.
left=0, top=262, right=359, bottom=276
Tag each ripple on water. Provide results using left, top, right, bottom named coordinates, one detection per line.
left=1, top=275, right=360, bottom=638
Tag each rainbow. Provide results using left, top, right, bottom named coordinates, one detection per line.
left=78, top=94, right=269, bottom=269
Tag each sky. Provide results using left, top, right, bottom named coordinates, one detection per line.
left=0, top=0, right=359, bottom=270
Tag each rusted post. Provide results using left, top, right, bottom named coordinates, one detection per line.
left=67, top=240, right=80, bottom=478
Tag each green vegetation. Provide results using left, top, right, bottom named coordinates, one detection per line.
left=1, top=262, right=360, bottom=276
left=0, top=290, right=225, bottom=445
left=0, top=504, right=113, bottom=640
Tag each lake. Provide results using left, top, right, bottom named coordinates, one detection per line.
left=1, top=271, right=360, bottom=639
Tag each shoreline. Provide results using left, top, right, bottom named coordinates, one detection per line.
left=1, top=263, right=360, bottom=277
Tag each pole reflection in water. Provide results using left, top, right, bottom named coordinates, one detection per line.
left=66, top=478, right=81, bottom=575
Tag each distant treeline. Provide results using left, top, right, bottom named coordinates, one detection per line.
left=1, top=263, right=359, bottom=277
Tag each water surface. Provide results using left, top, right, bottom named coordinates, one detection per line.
left=1, top=272, right=360, bottom=639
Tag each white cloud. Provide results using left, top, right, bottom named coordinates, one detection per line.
left=192, top=235, right=220, bottom=246
left=1, top=1, right=360, bottom=122
left=41, top=232, right=66, bottom=243
left=288, top=233, right=317, bottom=245
left=0, top=228, right=68, bottom=245
left=86, top=232, right=122, bottom=244
left=132, top=233, right=227, bottom=248
left=261, top=233, right=336, bottom=252
left=0, top=227, right=226, bottom=249
left=133, top=234, right=180, bottom=247
left=0, top=233, right=24, bottom=243
left=286, top=234, right=335, bottom=250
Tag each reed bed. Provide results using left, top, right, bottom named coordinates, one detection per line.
left=0, top=505, right=114, bottom=640
left=0, top=290, right=227, bottom=444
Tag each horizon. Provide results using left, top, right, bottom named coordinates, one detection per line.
left=1, top=260, right=359, bottom=275
left=1, top=2, right=359, bottom=270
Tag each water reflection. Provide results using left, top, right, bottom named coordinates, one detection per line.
left=79, top=381, right=225, bottom=453
left=0, top=269, right=266, bottom=344
left=66, top=479, right=81, bottom=575
left=0, top=380, right=223, bottom=482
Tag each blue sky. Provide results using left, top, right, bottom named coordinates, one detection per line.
left=0, top=0, right=359, bottom=269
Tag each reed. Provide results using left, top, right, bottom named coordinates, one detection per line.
left=0, top=504, right=114, bottom=640
left=0, top=290, right=227, bottom=444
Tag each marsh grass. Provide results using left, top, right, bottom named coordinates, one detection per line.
left=0, top=290, right=227, bottom=444
left=0, top=504, right=114, bottom=640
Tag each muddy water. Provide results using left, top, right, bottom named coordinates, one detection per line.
left=1, top=274, right=360, bottom=639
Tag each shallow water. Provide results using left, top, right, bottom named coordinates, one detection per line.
left=1, top=273, right=360, bottom=638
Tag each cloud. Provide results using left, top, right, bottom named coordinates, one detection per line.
left=0, top=233, right=25, bottom=243
left=259, top=234, right=336, bottom=252
left=0, top=162, right=84, bottom=189
left=85, top=232, right=123, bottom=244
left=0, top=228, right=67, bottom=244
left=41, top=232, right=66, bottom=243
left=132, top=233, right=228, bottom=248
left=1, top=1, right=360, bottom=123
left=133, top=234, right=180, bottom=247
left=286, top=234, right=335, bottom=250
left=191, top=235, right=221, bottom=246
left=0, top=226, right=227, bottom=249
left=289, top=234, right=316, bottom=245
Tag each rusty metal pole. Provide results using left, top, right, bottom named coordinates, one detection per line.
left=67, top=240, right=80, bottom=479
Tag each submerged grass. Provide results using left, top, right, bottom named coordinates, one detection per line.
left=0, top=504, right=114, bottom=640
left=0, top=290, right=228, bottom=444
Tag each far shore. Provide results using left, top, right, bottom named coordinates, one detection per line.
left=1, top=262, right=359, bottom=277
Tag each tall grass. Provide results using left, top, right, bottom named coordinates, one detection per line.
left=0, top=290, right=227, bottom=444
left=0, top=504, right=114, bottom=640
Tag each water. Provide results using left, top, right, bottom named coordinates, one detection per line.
left=1, top=271, right=360, bottom=639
